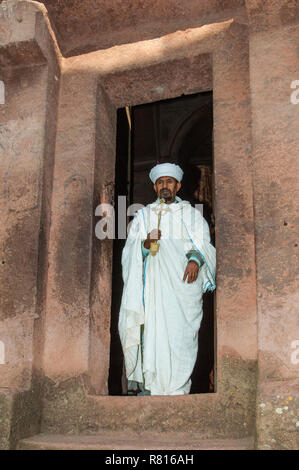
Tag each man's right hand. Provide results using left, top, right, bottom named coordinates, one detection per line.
left=144, top=229, right=162, bottom=249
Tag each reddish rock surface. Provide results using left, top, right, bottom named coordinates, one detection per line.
left=0, top=0, right=298, bottom=450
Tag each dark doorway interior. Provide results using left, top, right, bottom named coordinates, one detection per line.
left=108, top=92, right=215, bottom=395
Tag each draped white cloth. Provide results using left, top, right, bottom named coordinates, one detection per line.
left=118, top=197, right=216, bottom=395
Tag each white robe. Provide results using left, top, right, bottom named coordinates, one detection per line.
left=118, top=198, right=216, bottom=395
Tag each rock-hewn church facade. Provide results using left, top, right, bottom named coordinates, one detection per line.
left=0, top=0, right=298, bottom=450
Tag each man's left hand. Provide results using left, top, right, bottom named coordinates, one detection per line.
left=183, top=260, right=199, bottom=284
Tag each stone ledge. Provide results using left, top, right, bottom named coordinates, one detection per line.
left=0, top=40, right=46, bottom=67
left=0, top=1, right=61, bottom=67
left=17, top=432, right=255, bottom=450
left=41, top=358, right=256, bottom=439
left=0, top=386, right=41, bottom=450
left=0, top=1, right=42, bottom=46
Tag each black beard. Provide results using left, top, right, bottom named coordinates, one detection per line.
left=159, top=190, right=174, bottom=202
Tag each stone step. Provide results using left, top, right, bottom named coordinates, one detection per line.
left=89, top=394, right=219, bottom=433
left=18, top=432, right=255, bottom=450
left=43, top=393, right=236, bottom=436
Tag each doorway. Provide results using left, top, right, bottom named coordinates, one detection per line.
left=108, top=91, right=215, bottom=395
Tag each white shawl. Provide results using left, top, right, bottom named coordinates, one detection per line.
left=118, top=198, right=216, bottom=394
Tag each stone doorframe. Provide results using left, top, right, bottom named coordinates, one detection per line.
left=40, top=18, right=257, bottom=435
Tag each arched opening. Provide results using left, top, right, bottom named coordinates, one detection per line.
left=109, top=91, right=215, bottom=395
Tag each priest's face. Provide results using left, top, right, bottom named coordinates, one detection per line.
left=154, top=176, right=181, bottom=204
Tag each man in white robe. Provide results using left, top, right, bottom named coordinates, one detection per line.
left=118, top=163, right=216, bottom=396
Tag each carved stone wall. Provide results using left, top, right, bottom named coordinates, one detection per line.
left=0, top=0, right=298, bottom=450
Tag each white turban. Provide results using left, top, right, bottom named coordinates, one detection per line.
left=149, top=163, right=183, bottom=184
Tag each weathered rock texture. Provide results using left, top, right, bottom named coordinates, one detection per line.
left=247, top=6, right=299, bottom=449
left=0, top=0, right=298, bottom=450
